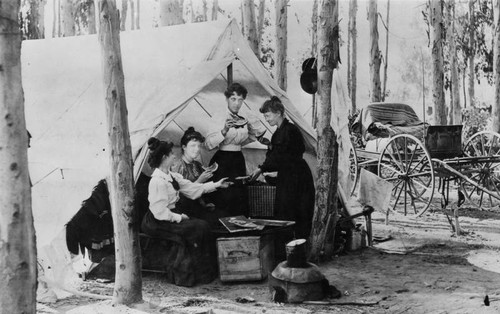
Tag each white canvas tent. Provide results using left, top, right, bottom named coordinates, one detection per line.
left=22, top=19, right=318, bottom=246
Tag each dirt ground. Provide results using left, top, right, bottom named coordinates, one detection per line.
left=37, top=203, right=500, bottom=314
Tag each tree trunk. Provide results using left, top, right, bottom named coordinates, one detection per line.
left=24, top=0, right=47, bottom=39
left=201, top=0, right=208, bottom=22
left=135, top=0, right=140, bottom=29
left=312, top=0, right=318, bottom=128
left=97, top=0, right=142, bottom=305
left=430, top=0, right=446, bottom=125
left=212, top=0, right=218, bottom=20
left=57, top=0, right=61, bottom=36
left=160, top=0, right=184, bottom=26
left=52, top=0, right=56, bottom=37
left=88, top=0, right=97, bottom=34
left=275, top=0, right=288, bottom=91
left=368, top=0, right=381, bottom=102
left=242, top=0, right=259, bottom=56
left=310, top=0, right=339, bottom=261
left=0, top=1, right=37, bottom=313
left=493, top=0, right=500, bottom=132
left=256, top=0, right=265, bottom=54
left=120, top=0, right=127, bottom=30
left=348, top=0, right=357, bottom=112
left=468, top=0, right=475, bottom=106
left=382, top=0, right=390, bottom=101
left=60, top=0, right=75, bottom=36
left=448, top=0, right=460, bottom=125
left=129, top=0, right=135, bottom=30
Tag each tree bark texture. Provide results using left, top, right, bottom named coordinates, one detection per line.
left=160, top=0, right=184, bottom=26
left=382, top=0, right=390, bottom=101
left=310, top=0, right=339, bottom=261
left=311, top=0, right=318, bottom=128
left=368, top=0, right=381, bottom=102
left=447, top=1, right=461, bottom=125
left=60, top=0, right=75, bottom=36
left=201, top=0, right=208, bottom=22
left=468, top=0, right=475, bottom=106
left=275, top=0, right=288, bottom=91
left=52, top=0, right=56, bottom=37
left=128, top=0, right=135, bottom=30
left=242, top=0, right=259, bottom=56
left=348, top=0, right=357, bottom=112
left=211, top=0, right=218, bottom=20
left=120, top=0, right=128, bottom=30
left=0, top=1, right=37, bottom=313
left=98, top=0, right=142, bottom=305
left=24, top=0, right=47, bottom=39
left=430, top=0, right=446, bottom=125
left=493, top=0, right=500, bottom=132
left=256, top=0, right=265, bottom=54
left=136, top=0, right=140, bottom=29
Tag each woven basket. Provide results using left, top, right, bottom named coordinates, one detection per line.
left=247, top=185, right=276, bottom=217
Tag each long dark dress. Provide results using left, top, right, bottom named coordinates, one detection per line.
left=209, top=150, right=248, bottom=216
left=259, top=118, right=315, bottom=239
left=140, top=170, right=218, bottom=286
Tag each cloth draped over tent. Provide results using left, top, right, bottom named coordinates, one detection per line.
left=330, top=68, right=354, bottom=194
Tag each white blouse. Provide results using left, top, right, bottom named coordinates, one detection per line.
left=148, top=169, right=218, bottom=223
left=205, top=110, right=265, bottom=151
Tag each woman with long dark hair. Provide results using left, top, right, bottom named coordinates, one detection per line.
left=141, top=137, right=230, bottom=286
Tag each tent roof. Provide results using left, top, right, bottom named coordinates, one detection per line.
left=23, top=18, right=316, bottom=182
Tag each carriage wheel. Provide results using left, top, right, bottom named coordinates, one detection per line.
left=349, top=145, right=359, bottom=196
left=461, top=131, right=500, bottom=210
left=378, top=134, right=435, bottom=217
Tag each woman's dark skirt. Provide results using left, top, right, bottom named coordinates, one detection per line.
left=141, top=210, right=217, bottom=286
left=273, top=159, right=315, bottom=261
left=209, top=150, right=249, bottom=217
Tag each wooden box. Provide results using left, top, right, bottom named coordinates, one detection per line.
left=217, top=235, right=274, bottom=282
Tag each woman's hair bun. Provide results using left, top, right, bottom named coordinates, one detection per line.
left=271, top=96, right=280, bottom=102
left=147, top=137, right=160, bottom=151
left=186, top=126, right=195, bottom=133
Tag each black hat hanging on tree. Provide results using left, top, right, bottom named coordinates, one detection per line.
left=300, top=58, right=318, bottom=95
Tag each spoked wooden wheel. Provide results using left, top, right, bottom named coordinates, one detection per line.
left=378, top=134, right=435, bottom=217
left=461, top=131, right=500, bottom=210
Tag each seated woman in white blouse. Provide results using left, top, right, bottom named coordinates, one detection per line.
left=141, top=137, right=230, bottom=286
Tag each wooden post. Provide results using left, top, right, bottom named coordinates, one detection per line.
left=493, top=0, right=500, bottom=132
left=381, top=0, right=390, bottom=101
left=227, top=63, right=233, bottom=86
left=242, top=0, right=259, bottom=56
left=309, top=0, right=339, bottom=261
left=348, top=0, right=358, bottom=112
left=0, top=1, right=37, bottom=312
left=430, top=0, right=446, bottom=125
left=275, top=0, right=288, bottom=91
left=368, top=0, right=381, bottom=102
left=97, top=0, right=142, bottom=305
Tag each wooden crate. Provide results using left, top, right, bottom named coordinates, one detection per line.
left=217, top=235, right=274, bottom=282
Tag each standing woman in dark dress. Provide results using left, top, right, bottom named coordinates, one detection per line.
left=141, top=137, right=230, bottom=286
left=249, top=96, right=315, bottom=240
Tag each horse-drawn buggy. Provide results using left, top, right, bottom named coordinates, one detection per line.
left=349, top=103, right=500, bottom=217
